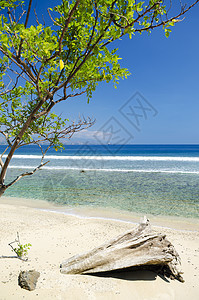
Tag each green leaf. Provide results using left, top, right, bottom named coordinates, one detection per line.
left=60, top=59, right=64, bottom=70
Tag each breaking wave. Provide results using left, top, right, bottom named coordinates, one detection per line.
left=8, top=165, right=199, bottom=174
left=6, top=154, right=199, bottom=162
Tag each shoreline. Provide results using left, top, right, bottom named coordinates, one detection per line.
left=0, top=196, right=199, bottom=299
left=1, top=195, right=199, bottom=232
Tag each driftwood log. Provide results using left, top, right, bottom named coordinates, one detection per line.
left=60, top=217, right=184, bottom=282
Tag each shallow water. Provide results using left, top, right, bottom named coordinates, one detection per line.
left=2, top=144, right=199, bottom=219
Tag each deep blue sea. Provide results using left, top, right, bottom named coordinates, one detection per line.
left=2, top=144, right=199, bottom=218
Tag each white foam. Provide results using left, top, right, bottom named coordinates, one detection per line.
left=5, top=154, right=199, bottom=162
left=37, top=208, right=198, bottom=233
left=8, top=165, right=199, bottom=174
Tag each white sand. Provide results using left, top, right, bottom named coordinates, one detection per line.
left=0, top=197, right=199, bottom=300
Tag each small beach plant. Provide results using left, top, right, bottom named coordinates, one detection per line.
left=8, top=232, right=32, bottom=260
left=0, top=0, right=198, bottom=196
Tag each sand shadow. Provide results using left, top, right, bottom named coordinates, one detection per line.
left=88, top=266, right=170, bottom=282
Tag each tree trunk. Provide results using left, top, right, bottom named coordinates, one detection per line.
left=0, top=95, right=49, bottom=191
left=0, top=186, right=6, bottom=197
left=60, top=217, right=184, bottom=282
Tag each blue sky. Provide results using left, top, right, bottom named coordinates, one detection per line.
left=29, top=1, right=199, bottom=144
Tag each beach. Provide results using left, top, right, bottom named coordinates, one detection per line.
left=0, top=197, right=199, bottom=300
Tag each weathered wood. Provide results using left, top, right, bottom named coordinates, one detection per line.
left=60, top=217, right=184, bottom=282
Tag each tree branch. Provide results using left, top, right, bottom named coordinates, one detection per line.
left=0, top=92, right=51, bottom=186
left=52, top=12, right=114, bottom=95
left=134, top=0, right=199, bottom=33
left=46, top=0, right=81, bottom=63
left=18, top=0, right=33, bottom=58
left=53, top=90, right=86, bottom=105
left=0, top=46, right=37, bottom=84
left=5, top=160, right=49, bottom=189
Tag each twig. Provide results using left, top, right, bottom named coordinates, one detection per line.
left=8, top=232, right=29, bottom=261
left=18, top=0, right=33, bottom=58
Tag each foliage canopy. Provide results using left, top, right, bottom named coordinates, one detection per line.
left=0, top=0, right=198, bottom=193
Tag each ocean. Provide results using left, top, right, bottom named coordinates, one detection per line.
left=2, top=144, right=199, bottom=219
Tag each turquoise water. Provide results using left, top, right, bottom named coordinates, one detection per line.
left=2, top=144, right=199, bottom=218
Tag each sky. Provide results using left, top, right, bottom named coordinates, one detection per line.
left=56, top=1, right=198, bottom=145
left=8, top=1, right=199, bottom=145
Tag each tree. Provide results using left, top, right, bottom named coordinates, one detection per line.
left=0, top=0, right=198, bottom=196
